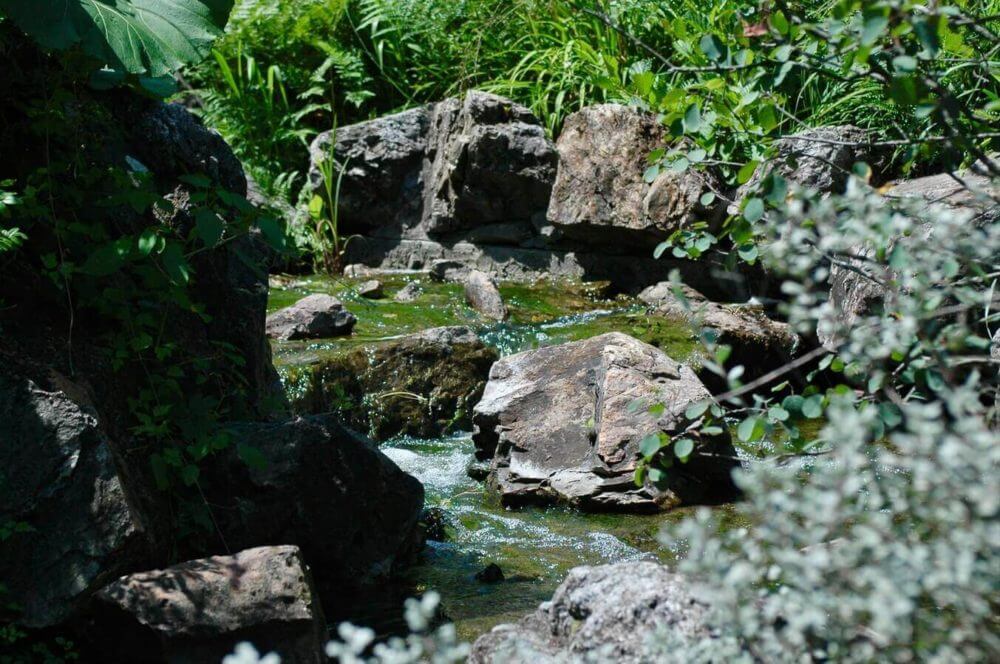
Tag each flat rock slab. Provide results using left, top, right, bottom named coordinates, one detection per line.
left=94, top=545, right=326, bottom=664
left=266, top=294, right=356, bottom=341
left=472, top=332, right=740, bottom=511
left=470, top=561, right=710, bottom=663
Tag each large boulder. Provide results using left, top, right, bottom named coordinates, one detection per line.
left=0, top=373, right=142, bottom=629
left=204, top=415, right=424, bottom=596
left=422, top=91, right=558, bottom=236
left=266, top=294, right=357, bottom=341
left=472, top=333, right=740, bottom=511
left=547, top=104, right=721, bottom=251
left=287, top=327, right=498, bottom=441
left=639, top=283, right=798, bottom=384
left=305, top=91, right=556, bottom=240
left=464, top=269, right=509, bottom=321
left=308, top=106, right=430, bottom=236
left=821, top=169, right=998, bottom=350
left=729, top=125, right=871, bottom=214
left=93, top=546, right=327, bottom=664
left=470, top=561, right=710, bottom=663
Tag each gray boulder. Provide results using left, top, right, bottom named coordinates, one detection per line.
left=422, top=91, right=558, bottom=235
left=472, top=333, right=740, bottom=511
left=547, top=104, right=721, bottom=250
left=821, top=169, right=998, bottom=350
left=305, top=91, right=556, bottom=241
left=0, top=373, right=141, bottom=629
left=729, top=125, right=870, bottom=214
left=93, top=546, right=326, bottom=664
left=266, top=294, right=356, bottom=341
left=639, top=283, right=798, bottom=383
left=204, top=415, right=424, bottom=594
left=464, top=269, right=509, bottom=320
left=429, top=259, right=470, bottom=283
left=308, top=106, right=429, bottom=236
left=287, top=326, right=497, bottom=441
left=469, top=561, right=710, bottom=664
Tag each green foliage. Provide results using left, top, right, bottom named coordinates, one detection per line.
left=306, top=131, right=361, bottom=275
left=0, top=0, right=234, bottom=76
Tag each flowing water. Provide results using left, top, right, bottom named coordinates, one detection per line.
left=268, top=273, right=747, bottom=640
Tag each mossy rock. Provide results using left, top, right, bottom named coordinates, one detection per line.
left=286, top=327, right=497, bottom=441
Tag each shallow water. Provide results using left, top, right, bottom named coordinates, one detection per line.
left=381, top=433, right=747, bottom=641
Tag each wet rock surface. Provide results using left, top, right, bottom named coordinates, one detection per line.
left=287, top=326, right=498, bottom=440
left=357, top=279, right=384, bottom=299
left=472, top=332, right=740, bottom=511
left=469, top=561, right=710, bottom=663
left=93, top=545, right=327, bottom=664
left=266, top=294, right=357, bottom=341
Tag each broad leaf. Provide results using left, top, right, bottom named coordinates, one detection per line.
left=0, top=0, right=234, bottom=76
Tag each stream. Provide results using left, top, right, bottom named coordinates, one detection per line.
left=268, top=273, right=746, bottom=641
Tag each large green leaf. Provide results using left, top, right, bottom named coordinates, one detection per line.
left=0, top=0, right=233, bottom=76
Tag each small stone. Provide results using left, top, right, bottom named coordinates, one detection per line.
left=475, top=563, right=505, bottom=583
left=266, top=294, right=356, bottom=341
left=464, top=270, right=508, bottom=321
left=421, top=507, right=449, bottom=542
left=395, top=281, right=423, bottom=303
left=357, top=279, right=384, bottom=299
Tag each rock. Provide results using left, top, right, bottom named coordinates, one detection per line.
left=287, top=326, right=497, bottom=441
left=429, top=259, right=470, bottom=282
left=820, top=169, right=998, bottom=350
left=0, top=373, right=142, bottom=628
left=132, top=102, right=283, bottom=418
left=133, top=102, right=247, bottom=194
left=639, top=283, right=799, bottom=383
left=93, top=546, right=326, bottom=664
left=309, top=107, right=430, bottom=236
left=345, top=235, right=756, bottom=299
left=464, top=270, right=509, bottom=321
left=547, top=104, right=722, bottom=250
left=466, top=459, right=491, bottom=482
left=420, top=507, right=450, bottom=542
left=266, top=294, right=356, bottom=341
left=394, top=281, right=423, bottom=303
left=472, top=333, right=740, bottom=511
left=884, top=169, right=999, bottom=223
left=729, top=125, right=871, bottom=214
left=205, top=416, right=424, bottom=598
left=357, top=279, right=384, bottom=299
left=475, top=563, right=505, bottom=584
left=422, top=91, right=557, bottom=235
left=469, top=561, right=710, bottom=663
left=305, top=91, right=556, bottom=240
